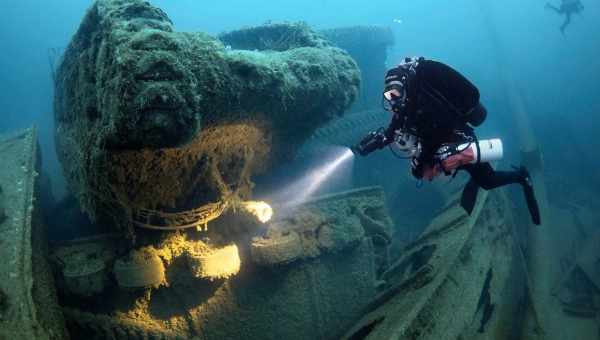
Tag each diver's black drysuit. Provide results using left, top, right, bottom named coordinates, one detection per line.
left=355, top=57, right=541, bottom=225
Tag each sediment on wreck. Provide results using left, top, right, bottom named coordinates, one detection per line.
left=54, top=0, right=360, bottom=232
left=50, top=187, right=393, bottom=340
left=0, top=128, right=69, bottom=340
left=341, top=189, right=529, bottom=340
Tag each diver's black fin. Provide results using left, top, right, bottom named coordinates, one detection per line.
left=461, top=178, right=480, bottom=215
left=520, top=168, right=541, bottom=225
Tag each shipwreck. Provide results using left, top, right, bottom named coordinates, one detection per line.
left=1, top=0, right=598, bottom=339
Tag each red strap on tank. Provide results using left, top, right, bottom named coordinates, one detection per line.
left=441, top=147, right=475, bottom=170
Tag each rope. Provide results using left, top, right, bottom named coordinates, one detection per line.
left=133, top=200, right=230, bottom=231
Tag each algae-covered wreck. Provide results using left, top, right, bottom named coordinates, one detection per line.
left=0, top=0, right=559, bottom=339
left=53, top=0, right=360, bottom=235
left=0, top=128, right=68, bottom=340
left=0, top=127, right=530, bottom=340
left=48, top=0, right=379, bottom=337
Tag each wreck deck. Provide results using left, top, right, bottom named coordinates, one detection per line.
left=0, top=128, right=67, bottom=340
left=342, top=188, right=528, bottom=340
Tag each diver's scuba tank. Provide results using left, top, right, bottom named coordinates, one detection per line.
left=436, top=138, right=503, bottom=164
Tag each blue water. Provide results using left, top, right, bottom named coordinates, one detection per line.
left=0, top=1, right=599, bottom=337
left=1, top=0, right=599, bottom=199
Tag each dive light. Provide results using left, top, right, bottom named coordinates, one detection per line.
left=351, top=130, right=387, bottom=156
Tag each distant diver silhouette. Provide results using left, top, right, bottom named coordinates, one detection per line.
left=545, top=0, right=584, bottom=33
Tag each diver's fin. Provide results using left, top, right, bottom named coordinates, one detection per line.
left=461, top=178, right=480, bottom=215
left=519, top=167, right=541, bottom=225
left=524, top=184, right=541, bottom=225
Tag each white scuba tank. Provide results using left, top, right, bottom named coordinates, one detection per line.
left=437, top=138, right=503, bottom=163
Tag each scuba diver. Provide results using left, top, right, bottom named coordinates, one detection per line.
left=545, top=0, right=584, bottom=33
left=351, top=57, right=541, bottom=225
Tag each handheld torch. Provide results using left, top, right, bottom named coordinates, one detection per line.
left=350, top=129, right=388, bottom=156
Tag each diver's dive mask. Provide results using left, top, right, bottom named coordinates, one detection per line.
left=382, top=87, right=405, bottom=112
left=382, top=65, right=410, bottom=113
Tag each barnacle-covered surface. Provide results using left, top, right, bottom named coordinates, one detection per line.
left=342, top=189, right=528, bottom=340
left=54, top=0, right=360, bottom=230
left=0, top=128, right=68, bottom=340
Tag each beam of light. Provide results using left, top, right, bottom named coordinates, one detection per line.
left=267, top=147, right=354, bottom=216
left=294, top=148, right=353, bottom=203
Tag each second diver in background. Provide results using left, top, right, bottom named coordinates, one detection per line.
left=351, top=57, right=541, bottom=225
left=546, top=0, right=584, bottom=33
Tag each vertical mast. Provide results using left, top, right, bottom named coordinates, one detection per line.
left=476, top=2, right=551, bottom=339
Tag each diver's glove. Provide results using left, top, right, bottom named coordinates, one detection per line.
left=438, top=145, right=476, bottom=171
